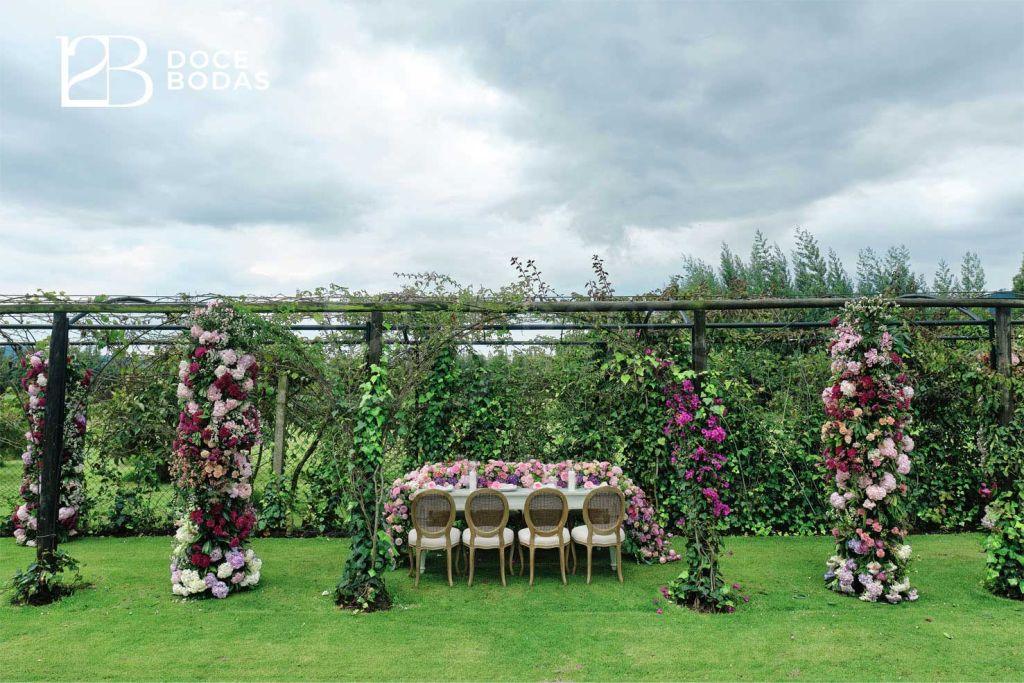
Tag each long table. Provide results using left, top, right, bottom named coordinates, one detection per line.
left=410, top=486, right=617, bottom=571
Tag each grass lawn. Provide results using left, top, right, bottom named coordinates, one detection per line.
left=1, top=533, right=1021, bottom=681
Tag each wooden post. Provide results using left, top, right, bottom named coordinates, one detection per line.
left=994, top=306, right=1014, bottom=425
left=272, top=371, right=288, bottom=476
left=37, top=312, right=69, bottom=566
left=367, top=310, right=384, bottom=366
left=692, top=310, right=708, bottom=390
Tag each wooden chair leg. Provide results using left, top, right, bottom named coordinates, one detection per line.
left=415, top=548, right=422, bottom=588
left=447, top=546, right=454, bottom=587
left=616, top=544, right=624, bottom=583
left=408, top=546, right=415, bottom=577
left=559, top=544, right=567, bottom=585
left=499, top=544, right=507, bottom=587
left=528, top=546, right=536, bottom=587
left=586, top=544, right=593, bottom=584
left=518, top=541, right=524, bottom=576
left=468, top=545, right=476, bottom=587
left=570, top=542, right=577, bottom=574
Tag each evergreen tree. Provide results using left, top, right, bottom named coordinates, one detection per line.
left=856, top=248, right=882, bottom=295
left=882, top=244, right=918, bottom=295
left=766, top=244, right=792, bottom=296
left=932, top=259, right=958, bottom=295
left=825, top=249, right=854, bottom=295
left=960, top=252, right=986, bottom=294
left=748, top=230, right=771, bottom=295
left=718, top=243, right=746, bottom=293
left=1012, top=253, right=1024, bottom=294
left=792, top=228, right=828, bottom=296
left=678, top=255, right=720, bottom=294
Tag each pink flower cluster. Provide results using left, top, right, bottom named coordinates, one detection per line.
left=10, top=350, right=91, bottom=546
left=384, top=459, right=679, bottom=563
left=663, top=378, right=732, bottom=520
left=821, top=300, right=918, bottom=604
left=170, top=301, right=262, bottom=599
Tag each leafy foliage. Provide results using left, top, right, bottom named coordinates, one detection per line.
left=7, top=549, right=83, bottom=606
left=333, top=358, right=392, bottom=612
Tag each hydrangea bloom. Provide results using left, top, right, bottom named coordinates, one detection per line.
left=822, top=299, right=917, bottom=603
left=169, top=302, right=262, bottom=599
left=10, top=350, right=91, bottom=546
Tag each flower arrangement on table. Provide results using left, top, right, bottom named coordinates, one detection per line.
left=384, top=459, right=679, bottom=563
left=169, top=301, right=262, bottom=598
left=11, top=350, right=91, bottom=546
left=821, top=298, right=918, bottom=604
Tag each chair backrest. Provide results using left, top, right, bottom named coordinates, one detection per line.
left=582, top=486, right=625, bottom=535
left=523, top=488, right=568, bottom=537
left=465, top=489, right=509, bottom=539
left=411, top=490, right=456, bottom=539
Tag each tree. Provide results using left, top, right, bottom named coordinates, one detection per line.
left=718, top=243, right=746, bottom=293
left=932, top=259, right=959, bottom=295
left=825, top=249, right=854, bottom=295
left=748, top=231, right=772, bottom=295
left=882, top=244, right=918, bottom=295
left=856, top=248, right=882, bottom=295
left=792, top=228, right=828, bottom=296
left=765, top=245, right=791, bottom=296
left=1012, top=253, right=1024, bottom=294
left=677, top=256, right=720, bottom=294
left=960, top=252, right=986, bottom=294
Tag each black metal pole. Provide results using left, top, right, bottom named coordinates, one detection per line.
left=36, top=312, right=69, bottom=566
left=692, top=310, right=708, bottom=390
left=994, top=306, right=1014, bottom=425
left=367, top=311, right=383, bottom=366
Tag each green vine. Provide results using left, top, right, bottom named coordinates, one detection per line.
left=333, top=357, right=393, bottom=612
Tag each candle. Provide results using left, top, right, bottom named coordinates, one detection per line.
left=469, top=463, right=478, bottom=490
left=567, top=468, right=577, bottom=491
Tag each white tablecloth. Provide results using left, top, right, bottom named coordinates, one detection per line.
left=411, top=486, right=590, bottom=512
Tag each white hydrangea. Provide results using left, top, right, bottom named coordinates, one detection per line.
left=217, top=562, right=234, bottom=579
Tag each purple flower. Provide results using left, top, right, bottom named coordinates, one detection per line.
left=211, top=581, right=229, bottom=599
left=227, top=550, right=245, bottom=570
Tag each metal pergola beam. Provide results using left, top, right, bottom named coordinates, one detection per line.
left=0, top=295, right=1021, bottom=315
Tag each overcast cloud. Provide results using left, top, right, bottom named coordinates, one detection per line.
left=0, top=0, right=1021, bottom=296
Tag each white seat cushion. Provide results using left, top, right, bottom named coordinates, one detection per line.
left=571, top=525, right=624, bottom=546
left=409, top=527, right=461, bottom=550
left=463, top=527, right=514, bottom=549
left=518, top=527, right=570, bottom=548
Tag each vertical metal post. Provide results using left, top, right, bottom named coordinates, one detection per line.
left=272, top=371, right=288, bottom=476
left=367, top=311, right=383, bottom=367
left=692, top=309, right=708, bottom=390
left=994, top=306, right=1014, bottom=425
left=37, top=312, right=69, bottom=566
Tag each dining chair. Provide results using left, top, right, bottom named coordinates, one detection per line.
left=463, top=489, right=514, bottom=586
left=408, top=489, right=460, bottom=587
left=571, top=485, right=626, bottom=583
left=518, top=488, right=571, bottom=586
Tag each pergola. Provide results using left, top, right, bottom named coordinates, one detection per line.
left=1, top=293, right=1019, bottom=570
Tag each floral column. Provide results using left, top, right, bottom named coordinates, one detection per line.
left=822, top=298, right=918, bottom=604
left=170, top=302, right=262, bottom=598
left=661, top=370, right=741, bottom=612
left=11, top=350, right=90, bottom=546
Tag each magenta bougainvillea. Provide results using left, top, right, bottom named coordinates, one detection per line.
left=10, top=350, right=91, bottom=546
left=169, top=302, right=262, bottom=598
left=822, top=298, right=918, bottom=604
left=661, top=369, right=742, bottom=612
left=384, top=459, right=679, bottom=563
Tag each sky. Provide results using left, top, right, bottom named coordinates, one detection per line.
left=1, top=0, right=1022, bottom=297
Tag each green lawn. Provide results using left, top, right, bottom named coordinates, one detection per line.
left=1, top=534, right=1021, bottom=681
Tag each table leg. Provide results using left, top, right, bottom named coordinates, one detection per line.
left=420, top=551, right=427, bottom=573
left=610, top=546, right=617, bottom=569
